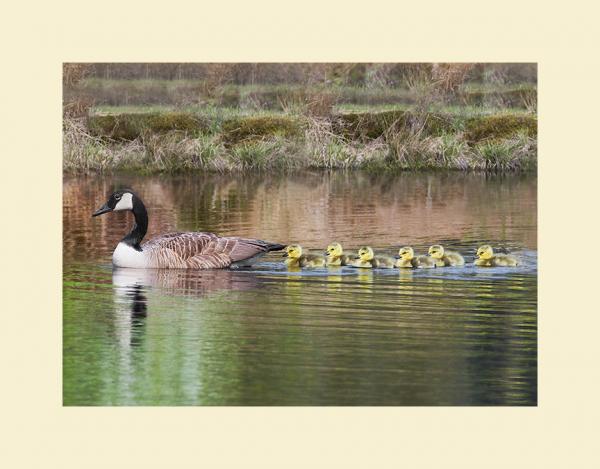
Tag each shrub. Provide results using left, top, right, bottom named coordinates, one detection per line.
left=335, top=110, right=458, bottom=140
left=472, top=133, right=537, bottom=171
left=87, top=112, right=208, bottom=140
left=464, top=114, right=537, bottom=143
left=220, top=115, right=303, bottom=145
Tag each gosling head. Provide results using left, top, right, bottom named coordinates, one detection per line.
left=476, top=245, right=494, bottom=260
left=92, top=189, right=137, bottom=217
left=325, top=242, right=344, bottom=257
left=398, top=246, right=415, bottom=260
left=357, top=246, right=374, bottom=261
left=283, top=244, right=303, bottom=259
left=428, top=244, right=445, bottom=259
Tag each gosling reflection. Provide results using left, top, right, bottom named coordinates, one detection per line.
left=355, top=270, right=375, bottom=293
left=325, top=271, right=344, bottom=294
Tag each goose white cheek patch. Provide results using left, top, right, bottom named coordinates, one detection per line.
left=114, top=193, right=133, bottom=211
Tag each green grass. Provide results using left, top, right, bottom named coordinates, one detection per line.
left=76, top=79, right=536, bottom=111
left=91, top=104, right=283, bottom=118
left=472, top=132, right=537, bottom=171
left=92, top=102, right=534, bottom=120
left=460, top=82, right=536, bottom=93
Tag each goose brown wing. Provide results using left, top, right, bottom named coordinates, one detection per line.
left=220, top=237, right=284, bottom=263
left=142, top=232, right=284, bottom=269
left=142, top=232, right=230, bottom=269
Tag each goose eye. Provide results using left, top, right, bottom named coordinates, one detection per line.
left=115, top=194, right=122, bottom=200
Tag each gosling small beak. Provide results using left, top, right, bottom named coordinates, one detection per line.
left=282, top=252, right=289, bottom=258
left=92, top=203, right=112, bottom=217
left=324, top=252, right=329, bottom=256
left=394, top=255, right=400, bottom=259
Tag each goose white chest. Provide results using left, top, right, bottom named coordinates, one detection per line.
left=113, top=242, right=150, bottom=268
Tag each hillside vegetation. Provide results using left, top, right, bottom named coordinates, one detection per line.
left=63, top=63, right=537, bottom=173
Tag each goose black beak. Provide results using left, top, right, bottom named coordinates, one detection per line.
left=92, top=203, right=112, bottom=217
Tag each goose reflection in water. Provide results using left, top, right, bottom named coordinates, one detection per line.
left=112, top=268, right=262, bottom=349
left=112, top=267, right=262, bottom=299
left=112, top=271, right=149, bottom=351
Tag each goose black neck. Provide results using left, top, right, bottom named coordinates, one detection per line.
left=122, top=197, right=148, bottom=251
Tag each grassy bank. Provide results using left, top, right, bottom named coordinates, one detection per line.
left=64, top=69, right=537, bottom=174
left=64, top=107, right=537, bottom=173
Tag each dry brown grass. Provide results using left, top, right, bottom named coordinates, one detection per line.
left=63, top=117, right=122, bottom=172
left=63, top=64, right=95, bottom=118
left=64, top=113, right=536, bottom=173
left=276, top=88, right=338, bottom=117
left=432, top=64, right=475, bottom=95
left=201, top=64, right=235, bottom=97
left=303, top=116, right=389, bottom=169
left=63, top=64, right=90, bottom=87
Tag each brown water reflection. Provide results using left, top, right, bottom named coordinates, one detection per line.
left=63, top=171, right=536, bottom=263
left=63, top=171, right=537, bottom=406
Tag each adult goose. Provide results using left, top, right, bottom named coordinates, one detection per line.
left=92, top=189, right=285, bottom=269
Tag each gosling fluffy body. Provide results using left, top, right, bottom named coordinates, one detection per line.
left=474, top=245, right=519, bottom=267
left=428, top=244, right=465, bottom=267
left=396, top=247, right=437, bottom=269
left=325, top=242, right=358, bottom=266
left=282, top=243, right=519, bottom=270
left=350, top=246, right=395, bottom=269
left=283, top=244, right=326, bottom=268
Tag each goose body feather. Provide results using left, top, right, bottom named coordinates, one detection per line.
left=116, top=232, right=282, bottom=269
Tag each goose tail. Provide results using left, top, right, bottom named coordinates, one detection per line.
left=263, top=242, right=286, bottom=252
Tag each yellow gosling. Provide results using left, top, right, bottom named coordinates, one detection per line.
left=283, top=244, right=326, bottom=268
left=395, top=246, right=436, bottom=269
left=349, top=246, right=395, bottom=269
left=474, top=245, right=519, bottom=267
left=428, top=244, right=465, bottom=267
left=325, top=242, right=358, bottom=266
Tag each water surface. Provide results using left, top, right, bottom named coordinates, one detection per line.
left=63, top=171, right=537, bottom=405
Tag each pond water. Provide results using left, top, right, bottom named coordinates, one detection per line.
left=63, top=171, right=537, bottom=406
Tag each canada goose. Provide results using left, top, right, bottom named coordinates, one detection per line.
left=428, top=244, right=465, bottom=267
left=395, top=246, right=436, bottom=269
left=349, top=246, right=395, bottom=269
left=474, top=245, right=519, bottom=267
left=324, top=242, right=358, bottom=266
left=283, top=244, right=326, bottom=268
left=92, top=190, right=285, bottom=269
